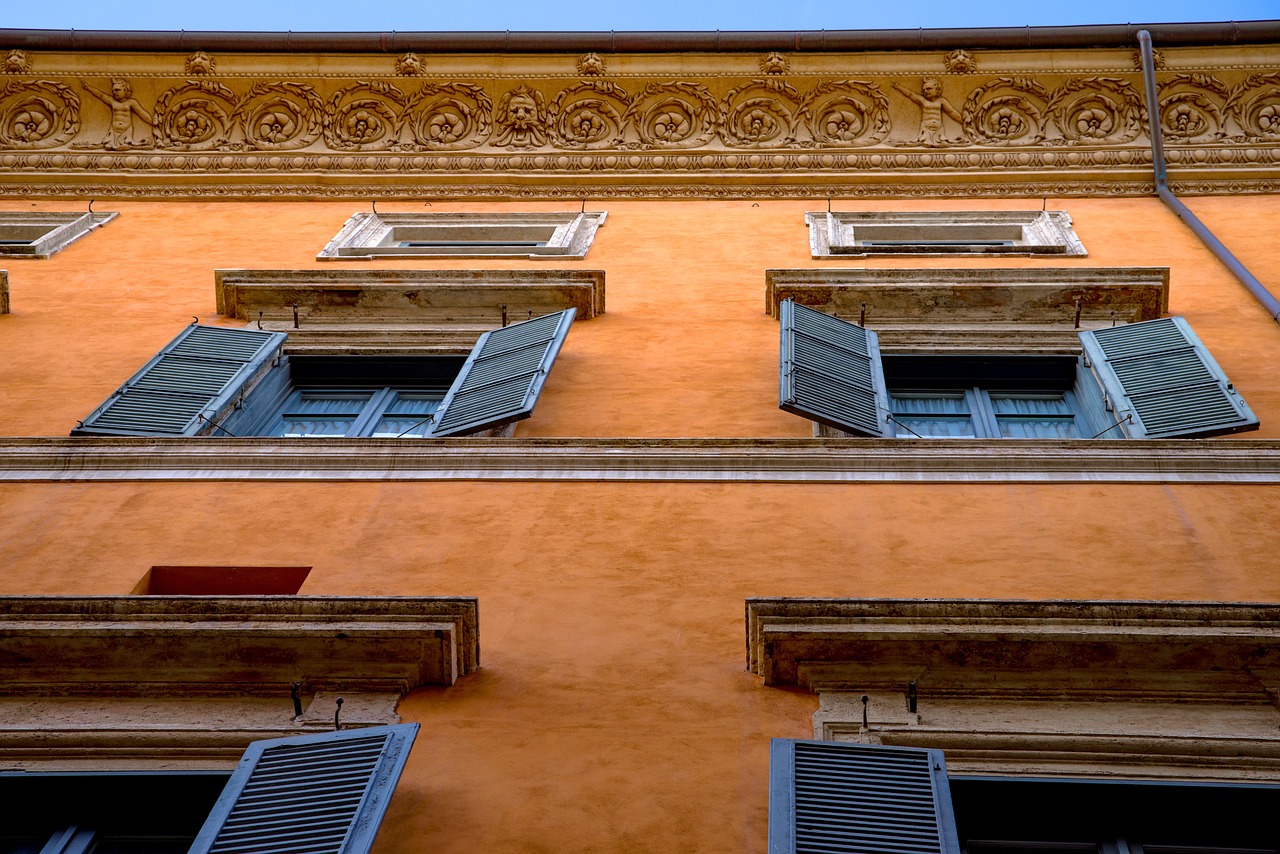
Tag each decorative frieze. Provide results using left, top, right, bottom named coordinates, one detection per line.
left=0, top=51, right=1275, bottom=196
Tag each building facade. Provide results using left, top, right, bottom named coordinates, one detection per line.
left=1, top=21, right=1280, bottom=852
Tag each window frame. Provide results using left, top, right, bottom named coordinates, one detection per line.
left=0, top=211, right=117, bottom=259
left=318, top=210, right=607, bottom=260
left=805, top=210, right=1087, bottom=258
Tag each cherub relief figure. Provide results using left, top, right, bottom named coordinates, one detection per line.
left=892, top=77, right=965, bottom=146
left=81, top=77, right=152, bottom=149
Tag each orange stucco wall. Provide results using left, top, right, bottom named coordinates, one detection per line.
left=2, top=197, right=1279, bottom=438
left=3, top=197, right=1280, bottom=852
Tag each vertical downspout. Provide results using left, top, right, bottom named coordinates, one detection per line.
left=1136, top=30, right=1280, bottom=323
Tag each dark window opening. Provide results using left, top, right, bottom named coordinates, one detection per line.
left=951, top=777, right=1280, bottom=854
left=134, top=565, right=311, bottom=595
left=0, top=772, right=229, bottom=854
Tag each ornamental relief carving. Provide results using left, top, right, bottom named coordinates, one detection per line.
left=2, top=71, right=1279, bottom=161
left=324, top=81, right=406, bottom=150
left=0, top=79, right=79, bottom=148
left=1227, top=73, right=1280, bottom=142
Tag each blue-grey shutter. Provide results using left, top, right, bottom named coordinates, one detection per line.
left=426, top=308, right=575, bottom=437
left=779, top=300, right=890, bottom=437
left=1079, top=316, right=1258, bottom=439
left=73, top=325, right=286, bottom=437
left=189, top=723, right=419, bottom=854
left=769, top=739, right=960, bottom=854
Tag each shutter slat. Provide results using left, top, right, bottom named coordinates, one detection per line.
left=770, top=739, right=961, bottom=854
left=190, top=724, right=419, bottom=854
left=427, top=308, right=575, bottom=437
left=779, top=301, right=888, bottom=437
left=73, top=325, right=285, bottom=437
left=1080, top=317, right=1258, bottom=438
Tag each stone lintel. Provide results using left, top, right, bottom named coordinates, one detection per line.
left=746, top=598, right=1280, bottom=698
left=0, top=595, right=480, bottom=696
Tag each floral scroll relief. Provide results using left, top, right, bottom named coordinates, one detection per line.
left=1226, top=73, right=1280, bottom=142
left=324, top=82, right=406, bottom=151
left=1045, top=77, right=1144, bottom=145
left=549, top=81, right=628, bottom=149
left=231, top=82, right=323, bottom=150
left=799, top=81, right=891, bottom=147
left=153, top=81, right=236, bottom=150
left=622, top=82, right=719, bottom=149
left=0, top=79, right=79, bottom=148
left=1156, top=74, right=1229, bottom=143
left=400, top=83, right=492, bottom=150
left=721, top=80, right=803, bottom=148
left=493, top=84, right=548, bottom=148
left=961, top=77, right=1049, bottom=146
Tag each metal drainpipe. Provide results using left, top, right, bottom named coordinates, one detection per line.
left=1137, top=29, right=1280, bottom=323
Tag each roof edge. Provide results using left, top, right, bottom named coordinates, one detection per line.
left=3, top=20, right=1279, bottom=53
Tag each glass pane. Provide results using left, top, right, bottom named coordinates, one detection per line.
left=371, top=394, right=442, bottom=438
left=276, top=392, right=371, bottom=438
left=991, top=394, right=1081, bottom=439
left=890, top=394, right=977, bottom=438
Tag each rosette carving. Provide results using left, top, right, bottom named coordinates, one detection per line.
left=154, top=81, right=236, bottom=150
left=1156, top=74, right=1228, bottom=142
left=621, top=82, right=718, bottom=149
left=798, top=81, right=890, bottom=147
left=323, top=81, right=406, bottom=151
left=401, top=83, right=492, bottom=150
left=0, top=79, right=79, bottom=148
left=549, top=81, right=628, bottom=149
left=721, top=80, right=802, bottom=148
left=962, top=77, right=1049, bottom=146
left=1226, top=73, right=1280, bottom=141
left=1045, top=77, right=1143, bottom=145
left=232, top=82, right=323, bottom=150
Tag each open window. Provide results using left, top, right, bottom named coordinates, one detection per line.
left=779, top=301, right=1258, bottom=439
left=72, top=308, right=576, bottom=438
left=318, top=211, right=607, bottom=260
left=0, top=211, right=117, bottom=258
left=805, top=210, right=1086, bottom=257
left=770, top=740, right=1280, bottom=854
left=2, top=725, right=417, bottom=854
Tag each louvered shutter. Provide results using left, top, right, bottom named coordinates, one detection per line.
left=1079, top=316, right=1258, bottom=439
left=779, top=300, right=890, bottom=437
left=769, top=739, right=960, bottom=854
left=426, top=308, right=575, bottom=437
left=189, top=723, right=419, bottom=854
left=73, top=325, right=286, bottom=437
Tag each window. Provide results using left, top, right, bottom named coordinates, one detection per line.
left=769, top=740, right=1280, bottom=854
left=778, top=301, right=1258, bottom=439
left=72, top=308, right=576, bottom=438
left=1, top=726, right=418, bottom=854
left=805, top=210, right=1086, bottom=257
left=0, top=211, right=117, bottom=259
left=318, top=210, right=607, bottom=260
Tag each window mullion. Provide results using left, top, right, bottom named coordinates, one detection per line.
left=349, top=387, right=395, bottom=437
left=968, top=388, right=999, bottom=438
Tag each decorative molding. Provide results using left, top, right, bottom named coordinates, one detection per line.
left=3, top=437, right=1280, bottom=482
left=0, top=59, right=1276, bottom=195
left=316, top=210, right=607, bottom=260
left=0, top=595, right=480, bottom=695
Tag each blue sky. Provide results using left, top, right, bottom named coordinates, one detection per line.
left=3, top=0, right=1277, bottom=33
